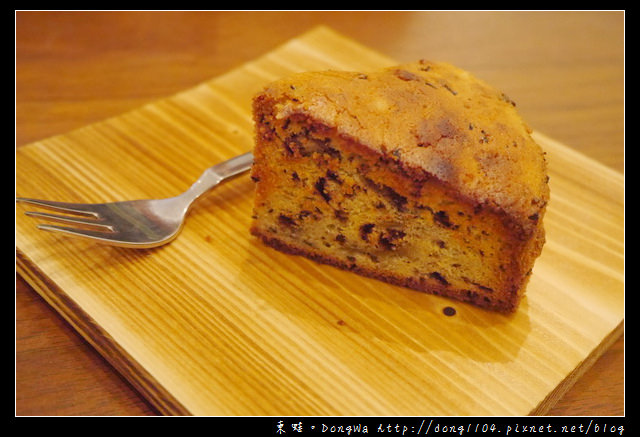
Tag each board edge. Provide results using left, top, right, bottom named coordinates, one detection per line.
left=16, top=248, right=192, bottom=416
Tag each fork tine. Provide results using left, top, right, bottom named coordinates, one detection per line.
left=35, top=223, right=165, bottom=248
left=36, top=223, right=118, bottom=242
left=16, top=197, right=100, bottom=217
left=24, top=210, right=114, bottom=231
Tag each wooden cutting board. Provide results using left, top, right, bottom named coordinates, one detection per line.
left=15, top=26, right=624, bottom=416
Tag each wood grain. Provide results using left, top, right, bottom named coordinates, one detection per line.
left=15, top=274, right=158, bottom=416
left=15, top=26, right=624, bottom=416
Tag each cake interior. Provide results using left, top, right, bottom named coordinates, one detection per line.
left=250, top=100, right=533, bottom=311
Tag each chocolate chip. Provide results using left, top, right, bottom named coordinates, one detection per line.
left=359, top=223, right=375, bottom=241
left=278, top=214, right=297, bottom=227
left=297, top=210, right=312, bottom=220
left=429, top=272, right=450, bottom=286
left=315, top=177, right=331, bottom=202
left=334, top=209, right=348, bottom=222
left=501, top=92, right=516, bottom=106
left=477, top=284, right=494, bottom=293
left=378, top=229, right=406, bottom=250
left=433, top=210, right=455, bottom=229
left=442, top=83, right=458, bottom=95
left=326, top=169, right=342, bottom=184
left=394, top=69, right=421, bottom=81
left=442, top=306, right=456, bottom=316
left=283, top=140, right=295, bottom=156
left=364, top=180, right=407, bottom=211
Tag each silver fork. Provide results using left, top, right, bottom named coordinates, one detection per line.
left=17, top=152, right=254, bottom=248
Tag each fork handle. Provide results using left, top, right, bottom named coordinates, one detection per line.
left=212, top=151, right=255, bottom=181
left=184, top=151, right=254, bottom=203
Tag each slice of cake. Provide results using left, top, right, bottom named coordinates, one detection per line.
left=249, top=60, right=549, bottom=312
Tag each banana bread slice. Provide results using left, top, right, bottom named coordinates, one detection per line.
left=249, top=60, right=549, bottom=312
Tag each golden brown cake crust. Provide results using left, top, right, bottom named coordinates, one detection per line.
left=259, top=60, right=549, bottom=233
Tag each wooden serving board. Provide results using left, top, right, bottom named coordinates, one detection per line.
left=15, top=26, right=624, bottom=416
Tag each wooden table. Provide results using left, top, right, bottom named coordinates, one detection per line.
left=15, top=10, right=624, bottom=416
